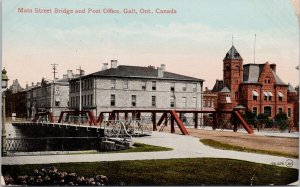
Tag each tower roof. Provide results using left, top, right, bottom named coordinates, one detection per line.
left=223, top=45, right=243, bottom=60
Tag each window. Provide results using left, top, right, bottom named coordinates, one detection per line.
left=235, top=92, right=238, bottom=100
left=123, top=80, right=128, bottom=89
left=253, top=107, right=257, bottom=115
left=252, top=90, right=258, bottom=101
left=278, top=92, right=283, bottom=101
left=265, top=77, right=271, bottom=84
left=182, top=97, right=187, bottom=108
left=111, top=80, right=116, bottom=89
left=182, top=83, right=187, bottom=91
left=192, top=83, right=197, bottom=92
left=142, top=81, right=146, bottom=90
left=268, top=92, right=273, bottom=101
left=90, top=94, right=93, bottom=106
left=170, top=82, right=175, bottom=91
left=131, top=95, right=136, bottom=107
left=55, top=98, right=60, bottom=106
left=264, top=92, right=268, bottom=101
left=152, top=96, right=156, bottom=107
left=83, top=95, right=86, bottom=106
left=235, top=65, right=240, bottom=76
left=75, top=96, right=79, bottom=107
left=288, top=108, right=291, bottom=117
left=278, top=108, right=283, bottom=114
left=192, top=97, right=197, bottom=108
left=264, top=106, right=271, bottom=117
left=225, top=96, right=231, bottom=103
left=170, top=96, right=175, bottom=107
left=203, top=99, right=206, bottom=107
left=207, top=100, right=211, bottom=107
left=111, top=94, right=116, bottom=106
left=152, top=81, right=156, bottom=91
left=211, top=99, right=214, bottom=107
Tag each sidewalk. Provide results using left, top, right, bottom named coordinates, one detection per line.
left=2, top=131, right=298, bottom=169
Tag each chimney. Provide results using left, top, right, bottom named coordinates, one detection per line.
left=32, top=82, right=34, bottom=86
left=26, top=83, right=28, bottom=89
left=102, top=63, right=109, bottom=70
left=161, top=64, right=166, bottom=71
left=205, top=87, right=208, bottom=91
left=67, top=70, right=73, bottom=78
left=157, top=67, right=163, bottom=78
left=270, top=64, right=276, bottom=72
left=111, top=60, right=118, bottom=69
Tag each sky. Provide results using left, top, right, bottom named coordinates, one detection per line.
left=2, top=0, right=299, bottom=89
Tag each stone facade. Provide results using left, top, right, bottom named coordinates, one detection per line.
left=69, top=61, right=204, bottom=116
left=26, top=70, right=78, bottom=118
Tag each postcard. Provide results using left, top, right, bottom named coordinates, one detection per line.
left=1, top=0, right=299, bottom=186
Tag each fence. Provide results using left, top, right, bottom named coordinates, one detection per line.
left=5, top=137, right=102, bottom=153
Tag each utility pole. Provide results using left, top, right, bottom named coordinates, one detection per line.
left=51, top=63, right=58, bottom=113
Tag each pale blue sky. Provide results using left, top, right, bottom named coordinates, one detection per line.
left=3, top=0, right=299, bottom=88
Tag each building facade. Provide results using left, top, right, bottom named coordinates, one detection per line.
left=203, top=87, right=218, bottom=109
left=212, top=45, right=297, bottom=124
left=69, top=60, right=204, bottom=116
left=26, top=70, right=77, bottom=118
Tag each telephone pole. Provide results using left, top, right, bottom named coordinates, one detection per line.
left=51, top=63, right=58, bottom=113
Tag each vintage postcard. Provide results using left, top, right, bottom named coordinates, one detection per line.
left=1, top=0, right=299, bottom=186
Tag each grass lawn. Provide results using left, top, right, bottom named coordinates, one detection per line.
left=200, top=139, right=298, bottom=158
left=2, top=158, right=298, bottom=185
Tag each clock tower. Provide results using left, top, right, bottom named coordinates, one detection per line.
left=223, top=45, right=243, bottom=106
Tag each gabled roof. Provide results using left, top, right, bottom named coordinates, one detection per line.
left=74, top=65, right=204, bottom=82
left=243, top=63, right=286, bottom=85
left=220, top=86, right=230, bottom=93
left=223, top=45, right=243, bottom=60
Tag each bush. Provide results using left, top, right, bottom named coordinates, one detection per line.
left=275, top=112, right=289, bottom=132
left=242, top=110, right=257, bottom=127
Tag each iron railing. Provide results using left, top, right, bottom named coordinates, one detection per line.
left=5, top=137, right=102, bottom=153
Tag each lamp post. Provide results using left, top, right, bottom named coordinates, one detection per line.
left=2, top=68, right=9, bottom=156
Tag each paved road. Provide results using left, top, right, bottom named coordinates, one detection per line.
left=2, top=131, right=298, bottom=170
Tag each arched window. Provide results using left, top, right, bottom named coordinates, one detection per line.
left=264, top=77, right=271, bottom=84
left=235, top=65, right=240, bottom=72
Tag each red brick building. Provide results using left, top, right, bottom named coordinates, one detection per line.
left=212, top=45, right=297, bottom=124
left=203, top=87, right=218, bottom=109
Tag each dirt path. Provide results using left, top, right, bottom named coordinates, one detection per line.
left=161, top=127, right=299, bottom=157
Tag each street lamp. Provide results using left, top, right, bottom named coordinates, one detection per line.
left=2, top=68, right=9, bottom=156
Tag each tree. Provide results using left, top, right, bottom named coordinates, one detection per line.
left=275, top=112, right=289, bottom=132
left=242, top=110, right=257, bottom=127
